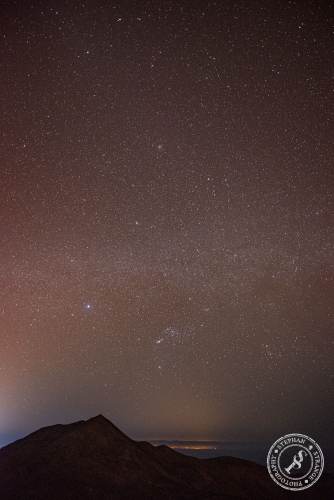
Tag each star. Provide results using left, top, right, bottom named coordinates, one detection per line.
left=1, top=0, right=331, bottom=462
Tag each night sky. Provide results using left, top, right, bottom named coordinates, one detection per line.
left=0, top=0, right=333, bottom=457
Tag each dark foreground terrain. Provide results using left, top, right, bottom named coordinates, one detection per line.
left=0, top=415, right=332, bottom=499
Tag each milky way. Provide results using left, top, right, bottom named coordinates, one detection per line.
left=0, top=1, right=333, bottom=462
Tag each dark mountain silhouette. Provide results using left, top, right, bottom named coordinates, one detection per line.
left=0, top=415, right=332, bottom=499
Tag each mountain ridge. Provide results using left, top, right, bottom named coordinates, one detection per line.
left=0, top=415, right=332, bottom=499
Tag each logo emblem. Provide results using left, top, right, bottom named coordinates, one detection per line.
left=267, top=433, right=324, bottom=491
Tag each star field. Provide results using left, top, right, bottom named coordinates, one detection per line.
left=0, top=0, right=333, bottom=456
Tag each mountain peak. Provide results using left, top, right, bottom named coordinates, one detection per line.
left=86, top=414, right=110, bottom=425
left=82, top=414, right=131, bottom=443
left=0, top=417, right=332, bottom=500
